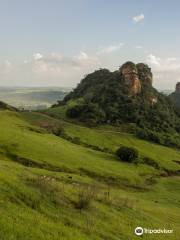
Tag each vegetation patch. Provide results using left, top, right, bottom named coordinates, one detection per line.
left=5, top=151, right=75, bottom=174
left=141, top=157, right=160, bottom=169
left=116, top=146, right=139, bottom=163
left=74, top=185, right=98, bottom=210
left=26, top=175, right=71, bottom=207
left=79, top=168, right=152, bottom=191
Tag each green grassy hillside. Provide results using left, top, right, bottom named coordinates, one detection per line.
left=0, top=110, right=177, bottom=239
left=23, top=111, right=180, bottom=171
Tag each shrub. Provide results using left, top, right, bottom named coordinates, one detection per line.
left=66, top=102, right=106, bottom=126
left=142, top=157, right=160, bottom=169
left=52, top=126, right=65, bottom=136
left=66, top=104, right=84, bottom=118
left=75, top=186, right=97, bottom=210
left=71, top=137, right=81, bottom=144
left=116, top=146, right=138, bottom=163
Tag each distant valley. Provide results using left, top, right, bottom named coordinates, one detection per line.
left=0, top=87, right=71, bottom=110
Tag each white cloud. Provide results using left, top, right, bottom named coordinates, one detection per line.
left=146, top=54, right=180, bottom=89
left=33, top=53, right=43, bottom=60
left=20, top=51, right=101, bottom=86
left=0, top=60, right=13, bottom=74
left=135, top=45, right=143, bottom=49
left=97, top=43, right=124, bottom=55
left=147, top=54, right=161, bottom=66
left=30, top=52, right=100, bottom=74
left=133, top=14, right=145, bottom=23
left=77, top=52, right=88, bottom=60
left=166, top=57, right=177, bottom=62
left=146, top=54, right=180, bottom=71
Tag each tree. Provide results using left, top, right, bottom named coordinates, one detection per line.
left=116, top=146, right=138, bottom=163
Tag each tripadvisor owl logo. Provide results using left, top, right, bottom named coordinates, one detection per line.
left=134, top=226, right=173, bottom=236
left=135, top=227, right=143, bottom=236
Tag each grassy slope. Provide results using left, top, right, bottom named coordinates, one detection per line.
left=0, top=110, right=180, bottom=239
left=24, top=111, right=180, bottom=171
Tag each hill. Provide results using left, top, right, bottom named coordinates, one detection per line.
left=0, top=109, right=179, bottom=239
left=0, top=101, right=17, bottom=111
left=0, top=62, right=180, bottom=239
left=48, top=62, right=180, bottom=148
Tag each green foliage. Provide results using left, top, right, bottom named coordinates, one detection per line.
left=142, top=157, right=160, bottom=169
left=56, top=64, right=180, bottom=148
left=169, top=92, right=180, bottom=109
left=66, top=102, right=106, bottom=126
left=66, top=104, right=84, bottom=118
left=116, top=146, right=139, bottom=163
left=0, top=101, right=17, bottom=111
left=136, top=128, right=180, bottom=148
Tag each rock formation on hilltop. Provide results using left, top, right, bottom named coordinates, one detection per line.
left=120, top=62, right=141, bottom=95
left=169, top=82, right=180, bottom=108
left=136, top=63, right=153, bottom=86
left=55, top=61, right=180, bottom=147
left=119, top=62, right=154, bottom=95
left=175, top=82, right=180, bottom=93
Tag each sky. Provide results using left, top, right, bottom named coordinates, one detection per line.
left=0, top=0, right=180, bottom=89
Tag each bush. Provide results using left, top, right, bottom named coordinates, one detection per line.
left=75, top=186, right=97, bottom=210
left=142, top=157, right=160, bottom=169
left=66, top=102, right=106, bottom=126
left=116, top=146, right=138, bottom=163
left=66, top=104, right=84, bottom=118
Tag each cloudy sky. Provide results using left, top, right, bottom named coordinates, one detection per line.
left=0, top=0, right=180, bottom=89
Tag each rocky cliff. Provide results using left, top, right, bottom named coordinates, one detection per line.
left=169, top=82, right=180, bottom=108
left=119, top=62, right=153, bottom=95
left=120, top=62, right=141, bottom=95
left=137, top=63, right=153, bottom=86
left=175, top=82, right=180, bottom=93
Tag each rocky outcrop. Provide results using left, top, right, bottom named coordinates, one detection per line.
left=169, top=82, right=180, bottom=109
left=120, top=62, right=141, bottom=95
left=119, top=62, right=157, bottom=106
left=149, top=96, right=158, bottom=106
left=136, top=63, right=153, bottom=86
left=120, top=62, right=153, bottom=95
left=175, top=82, right=180, bottom=93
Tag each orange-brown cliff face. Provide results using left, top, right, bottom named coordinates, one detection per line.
left=120, top=62, right=141, bottom=95
left=119, top=62, right=158, bottom=105
left=176, top=82, right=180, bottom=93
left=136, top=63, right=153, bottom=86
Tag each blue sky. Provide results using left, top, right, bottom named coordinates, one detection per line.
left=0, top=0, right=180, bottom=89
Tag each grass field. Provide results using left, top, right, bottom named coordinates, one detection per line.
left=0, top=110, right=180, bottom=239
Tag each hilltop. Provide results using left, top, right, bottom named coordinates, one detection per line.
left=0, top=101, right=18, bottom=111
left=50, top=62, right=180, bottom=148
left=169, top=82, right=180, bottom=109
